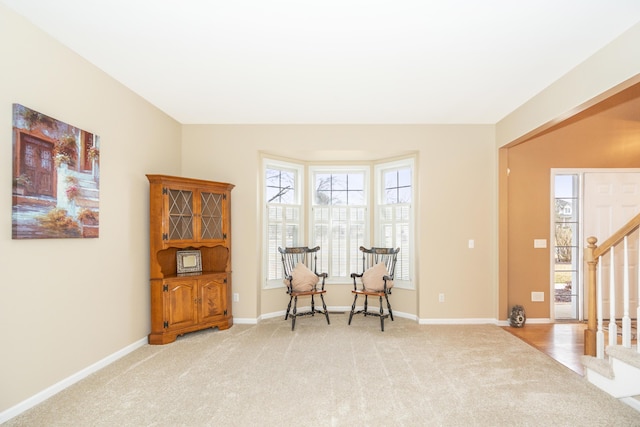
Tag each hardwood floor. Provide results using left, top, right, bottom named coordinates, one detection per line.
left=502, top=322, right=587, bottom=376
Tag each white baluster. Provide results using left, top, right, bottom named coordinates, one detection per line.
left=596, top=254, right=604, bottom=359
left=622, top=236, right=631, bottom=348
left=637, top=229, right=640, bottom=354
left=609, top=250, right=617, bottom=347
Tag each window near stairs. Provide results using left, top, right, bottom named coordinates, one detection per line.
left=553, top=174, right=580, bottom=320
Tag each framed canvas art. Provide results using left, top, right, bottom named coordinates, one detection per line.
left=12, top=104, right=100, bottom=239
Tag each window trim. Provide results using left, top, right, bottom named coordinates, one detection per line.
left=374, top=157, right=415, bottom=289
left=261, top=154, right=416, bottom=290
left=262, top=158, right=305, bottom=289
left=309, top=164, right=370, bottom=282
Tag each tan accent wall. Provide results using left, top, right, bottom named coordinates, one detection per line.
left=499, top=83, right=640, bottom=319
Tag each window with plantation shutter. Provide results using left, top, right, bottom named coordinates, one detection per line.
left=262, top=156, right=414, bottom=289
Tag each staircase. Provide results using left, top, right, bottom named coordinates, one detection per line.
left=582, top=346, right=640, bottom=410
left=582, top=212, right=640, bottom=411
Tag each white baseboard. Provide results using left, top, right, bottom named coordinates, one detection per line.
left=233, top=317, right=259, bottom=324
left=419, top=318, right=497, bottom=325
left=0, top=337, right=147, bottom=424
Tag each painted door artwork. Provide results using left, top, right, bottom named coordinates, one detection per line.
left=21, top=134, right=54, bottom=197
left=12, top=104, right=100, bottom=239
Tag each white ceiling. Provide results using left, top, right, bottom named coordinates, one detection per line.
left=3, top=0, right=640, bottom=124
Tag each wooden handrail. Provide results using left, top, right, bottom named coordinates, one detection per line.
left=593, top=212, right=640, bottom=259
left=584, top=212, right=640, bottom=356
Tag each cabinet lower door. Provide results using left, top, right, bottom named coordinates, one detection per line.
left=166, top=279, right=198, bottom=329
left=198, top=276, right=227, bottom=324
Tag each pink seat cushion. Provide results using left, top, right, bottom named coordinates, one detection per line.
left=361, top=262, right=393, bottom=291
left=287, top=262, right=318, bottom=291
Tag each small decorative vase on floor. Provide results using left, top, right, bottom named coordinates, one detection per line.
left=509, top=305, right=526, bottom=327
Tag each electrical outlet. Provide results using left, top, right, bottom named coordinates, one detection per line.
left=233, top=293, right=239, bottom=302
left=531, top=291, right=544, bottom=302
left=438, top=293, right=445, bottom=303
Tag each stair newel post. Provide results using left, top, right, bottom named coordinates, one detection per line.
left=584, top=236, right=598, bottom=356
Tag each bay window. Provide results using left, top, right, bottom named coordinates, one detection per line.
left=263, top=156, right=414, bottom=289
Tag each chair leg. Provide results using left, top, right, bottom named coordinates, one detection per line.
left=379, top=295, right=385, bottom=331
left=320, top=294, right=330, bottom=325
left=348, top=294, right=358, bottom=325
left=310, top=294, right=315, bottom=316
left=285, top=295, right=293, bottom=320
left=363, top=295, right=368, bottom=316
left=291, top=296, right=298, bottom=331
left=385, top=293, right=394, bottom=321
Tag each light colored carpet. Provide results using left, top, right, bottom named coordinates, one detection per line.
left=5, top=313, right=640, bottom=426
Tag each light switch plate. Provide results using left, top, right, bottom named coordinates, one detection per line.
left=534, top=239, right=547, bottom=248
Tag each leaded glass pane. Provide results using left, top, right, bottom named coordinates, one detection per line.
left=168, top=189, right=193, bottom=240
left=201, top=192, right=223, bottom=239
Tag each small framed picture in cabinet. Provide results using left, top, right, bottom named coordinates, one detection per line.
left=177, top=250, right=202, bottom=274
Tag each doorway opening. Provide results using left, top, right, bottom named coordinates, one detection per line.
left=551, top=169, right=640, bottom=322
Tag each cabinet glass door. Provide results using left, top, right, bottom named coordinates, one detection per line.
left=168, top=189, right=194, bottom=240
left=200, top=192, right=224, bottom=240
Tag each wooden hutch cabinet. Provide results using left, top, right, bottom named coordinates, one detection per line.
left=147, top=174, right=234, bottom=344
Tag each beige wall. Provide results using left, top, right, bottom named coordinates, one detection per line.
left=2, top=1, right=640, bottom=422
left=0, top=5, right=181, bottom=413
left=181, top=125, right=497, bottom=322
